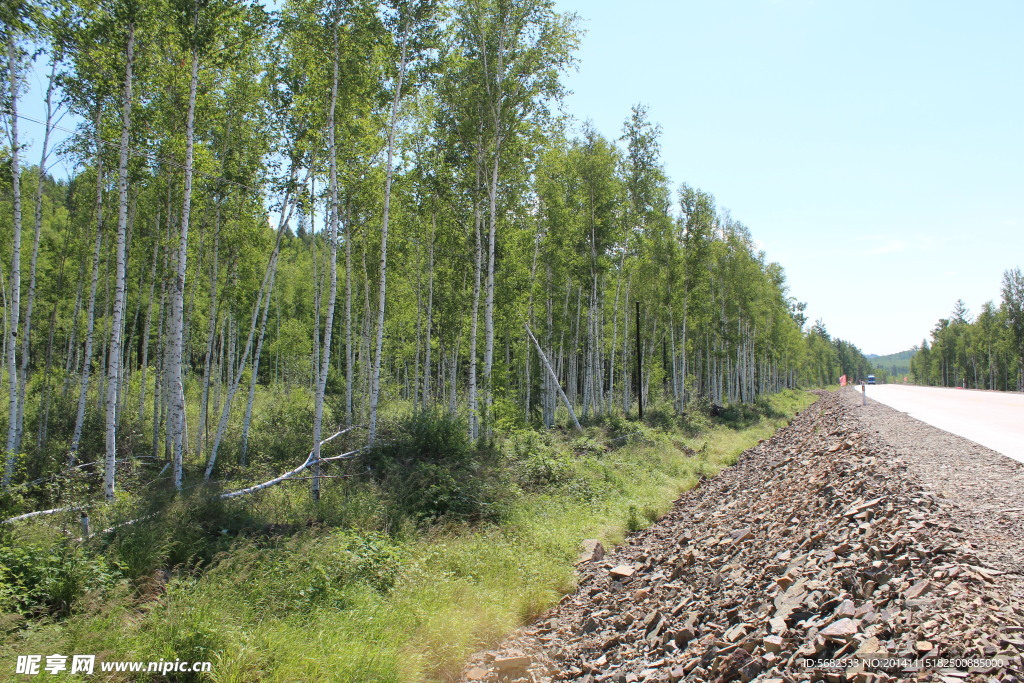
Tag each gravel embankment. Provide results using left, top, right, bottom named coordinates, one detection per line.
left=461, top=390, right=1024, bottom=683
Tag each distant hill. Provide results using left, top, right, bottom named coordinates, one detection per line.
left=870, top=349, right=916, bottom=377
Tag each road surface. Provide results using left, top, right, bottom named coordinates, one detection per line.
left=856, top=384, right=1024, bottom=464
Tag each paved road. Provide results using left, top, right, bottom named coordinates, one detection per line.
left=856, top=384, right=1024, bottom=464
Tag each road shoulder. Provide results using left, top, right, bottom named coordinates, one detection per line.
left=461, top=390, right=1024, bottom=682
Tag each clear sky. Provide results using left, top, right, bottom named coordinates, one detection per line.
left=553, top=0, right=1024, bottom=355
left=14, top=1, right=1023, bottom=355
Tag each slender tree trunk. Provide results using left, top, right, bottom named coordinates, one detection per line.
left=240, top=257, right=277, bottom=469
left=152, top=273, right=167, bottom=461
left=368, top=26, right=410, bottom=444
left=63, top=253, right=85, bottom=395
left=524, top=227, right=541, bottom=416
left=168, top=52, right=200, bottom=489
left=1, top=262, right=7, bottom=399
left=96, top=258, right=109, bottom=415
left=3, top=35, right=23, bottom=485
left=103, top=23, right=135, bottom=500
left=609, top=257, right=622, bottom=414
left=311, top=23, right=345, bottom=497
left=70, top=111, right=106, bottom=465
left=196, top=228, right=218, bottom=457
left=37, top=215, right=74, bottom=449
left=13, top=61, right=57, bottom=456
left=468, top=194, right=483, bottom=440
left=482, top=146, right=500, bottom=437
left=138, top=235, right=159, bottom=419
left=423, top=214, right=435, bottom=406
left=206, top=200, right=290, bottom=480
left=344, top=203, right=353, bottom=424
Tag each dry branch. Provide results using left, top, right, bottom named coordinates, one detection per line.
left=3, top=505, right=83, bottom=524
left=4, top=426, right=365, bottom=527
left=219, top=427, right=362, bottom=500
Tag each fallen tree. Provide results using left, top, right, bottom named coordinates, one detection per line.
left=3, top=426, right=366, bottom=525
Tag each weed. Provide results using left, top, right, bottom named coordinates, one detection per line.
left=366, top=410, right=503, bottom=523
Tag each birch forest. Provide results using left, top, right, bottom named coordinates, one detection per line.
left=0, top=0, right=900, bottom=677
left=0, top=0, right=876, bottom=509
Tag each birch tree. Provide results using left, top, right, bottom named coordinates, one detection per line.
left=454, top=0, right=576, bottom=438
left=1, top=1, right=29, bottom=486
left=103, top=0, right=140, bottom=500
left=167, top=0, right=245, bottom=489
left=368, top=0, right=438, bottom=445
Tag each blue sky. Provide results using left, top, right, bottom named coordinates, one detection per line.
left=14, top=0, right=1022, bottom=355
left=554, top=0, right=1024, bottom=354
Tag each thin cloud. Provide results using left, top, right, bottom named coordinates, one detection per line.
left=867, top=240, right=907, bottom=256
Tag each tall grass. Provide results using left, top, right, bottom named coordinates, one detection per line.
left=0, top=390, right=815, bottom=682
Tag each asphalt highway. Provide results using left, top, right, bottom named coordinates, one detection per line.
left=856, top=384, right=1024, bottom=464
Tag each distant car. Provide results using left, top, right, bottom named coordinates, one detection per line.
left=867, top=375, right=876, bottom=384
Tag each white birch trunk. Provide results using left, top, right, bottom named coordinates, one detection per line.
left=205, top=199, right=290, bottom=480
left=169, top=52, right=200, bottom=490
left=104, top=23, right=135, bottom=501
left=13, top=60, right=57, bottom=455
left=368, top=26, right=410, bottom=444
left=240, top=258, right=277, bottom=469
left=70, top=111, right=105, bottom=464
left=312, top=26, right=343, bottom=497
left=525, top=323, right=581, bottom=432
left=423, top=214, right=435, bottom=406
left=3, top=34, right=23, bottom=485
left=138, top=236, right=158, bottom=419
left=344, top=203, right=353, bottom=424
left=196, top=230, right=218, bottom=456
left=468, top=197, right=483, bottom=441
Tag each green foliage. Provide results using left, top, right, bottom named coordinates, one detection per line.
left=102, top=489, right=245, bottom=582
left=0, top=541, right=119, bottom=617
left=206, top=529, right=403, bottom=618
left=910, top=273, right=1024, bottom=391
left=366, top=410, right=503, bottom=523
left=246, top=385, right=321, bottom=469
left=506, top=430, right=574, bottom=490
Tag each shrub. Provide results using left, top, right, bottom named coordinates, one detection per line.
left=507, top=431, right=575, bottom=490
left=104, top=488, right=247, bottom=582
left=366, top=410, right=503, bottom=523
left=247, top=387, right=320, bottom=470
left=0, top=542, right=120, bottom=616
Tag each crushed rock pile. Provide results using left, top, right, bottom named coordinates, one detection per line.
left=461, top=392, right=1024, bottom=683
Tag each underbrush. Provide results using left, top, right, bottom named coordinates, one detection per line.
left=0, top=389, right=816, bottom=681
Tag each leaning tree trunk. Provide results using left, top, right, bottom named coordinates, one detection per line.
left=239, top=251, right=277, bottom=469
left=205, top=206, right=289, bottom=481
left=195, top=228, right=218, bottom=456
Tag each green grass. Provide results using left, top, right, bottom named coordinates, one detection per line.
left=0, top=389, right=815, bottom=682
